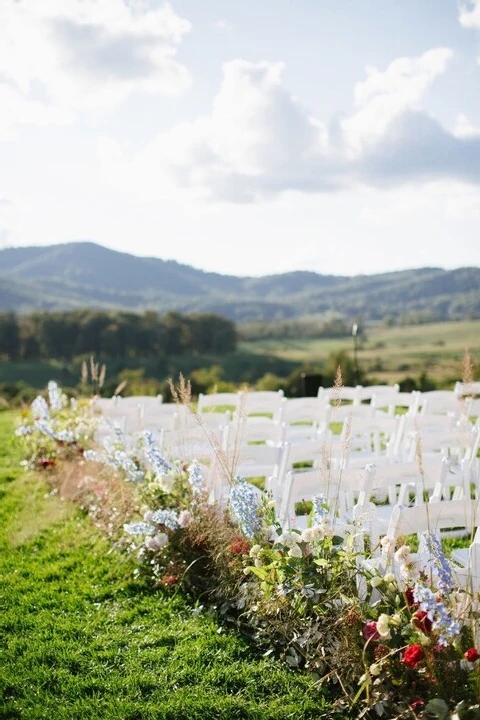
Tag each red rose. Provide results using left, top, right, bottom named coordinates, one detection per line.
left=363, top=621, right=380, bottom=641
left=465, top=648, right=480, bottom=663
left=402, top=644, right=424, bottom=668
left=413, top=610, right=432, bottom=634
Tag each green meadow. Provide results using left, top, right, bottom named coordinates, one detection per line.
left=0, top=412, right=333, bottom=720
left=240, top=319, right=480, bottom=385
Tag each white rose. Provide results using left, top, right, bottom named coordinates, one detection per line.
left=288, top=544, right=303, bottom=559
left=280, top=531, right=301, bottom=549
left=310, top=525, right=326, bottom=541
left=383, top=573, right=395, bottom=584
left=249, top=544, right=262, bottom=558
left=301, top=528, right=315, bottom=543
left=376, top=613, right=391, bottom=639
left=319, top=519, right=334, bottom=538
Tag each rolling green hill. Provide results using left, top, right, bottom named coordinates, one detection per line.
left=1, top=241, right=479, bottom=322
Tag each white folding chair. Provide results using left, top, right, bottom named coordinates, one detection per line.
left=358, top=384, right=399, bottom=404
left=420, top=390, right=465, bottom=416
left=372, top=390, right=422, bottom=417
left=279, top=397, right=331, bottom=441
left=240, top=390, right=285, bottom=420
left=225, top=416, right=286, bottom=447
left=197, top=392, right=240, bottom=415
left=278, top=464, right=375, bottom=532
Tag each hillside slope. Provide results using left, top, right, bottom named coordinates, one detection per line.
left=0, top=242, right=478, bottom=322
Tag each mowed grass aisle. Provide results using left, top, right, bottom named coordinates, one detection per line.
left=0, top=412, right=331, bottom=720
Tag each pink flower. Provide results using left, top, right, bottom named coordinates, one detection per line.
left=178, top=510, right=192, bottom=528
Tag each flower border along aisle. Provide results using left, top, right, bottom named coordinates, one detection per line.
left=15, top=382, right=480, bottom=720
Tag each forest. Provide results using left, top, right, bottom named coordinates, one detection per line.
left=0, top=310, right=237, bottom=362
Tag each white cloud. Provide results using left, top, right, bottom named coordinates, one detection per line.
left=214, top=20, right=233, bottom=32
left=109, top=59, right=336, bottom=203
left=342, top=48, right=453, bottom=154
left=0, top=0, right=191, bottom=135
left=459, top=0, right=480, bottom=30
left=453, top=113, right=480, bottom=138
left=459, top=1, right=480, bottom=62
left=102, top=49, right=480, bottom=203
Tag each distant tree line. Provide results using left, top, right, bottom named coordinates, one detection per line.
left=239, top=314, right=352, bottom=341
left=0, top=310, right=237, bottom=361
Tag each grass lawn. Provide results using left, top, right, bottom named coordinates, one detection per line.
left=240, top=318, right=480, bottom=384
left=0, top=412, right=333, bottom=720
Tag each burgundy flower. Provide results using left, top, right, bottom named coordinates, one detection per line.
left=465, top=647, right=480, bottom=663
left=410, top=699, right=425, bottom=711
left=363, top=621, right=380, bottom=641
left=402, top=644, right=424, bottom=668
left=405, top=587, right=419, bottom=609
left=160, top=575, right=179, bottom=586
left=39, top=458, right=56, bottom=469
left=413, top=610, right=432, bottom=635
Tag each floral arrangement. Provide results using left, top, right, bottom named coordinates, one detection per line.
left=15, top=381, right=480, bottom=720
left=15, top=381, right=99, bottom=469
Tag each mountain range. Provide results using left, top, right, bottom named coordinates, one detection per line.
left=0, top=241, right=479, bottom=323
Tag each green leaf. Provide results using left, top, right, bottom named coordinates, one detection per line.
left=424, top=698, right=450, bottom=720
left=247, top=565, right=268, bottom=581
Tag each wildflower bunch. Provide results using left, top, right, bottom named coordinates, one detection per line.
left=15, top=381, right=98, bottom=468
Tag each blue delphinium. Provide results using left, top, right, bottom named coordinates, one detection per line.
left=143, top=431, right=172, bottom=475
left=229, top=476, right=261, bottom=540
left=31, top=396, right=50, bottom=420
left=312, top=493, right=328, bottom=524
left=188, top=461, right=203, bottom=495
left=84, top=442, right=144, bottom=483
left=34, top=419, right=56, bottom=438
left=15, top=425, right=32, bottom=437
left=413, top=583, right=460, bottom=646
left=421, top=531, right=453, bottom=594
left=48, top=381, right=63, bottom=411
left=124, top=521, right=156, bottom=536
left=151, top=508, right=179, bottom=530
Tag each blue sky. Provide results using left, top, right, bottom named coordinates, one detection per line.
left=0, top=0, right=479, bottom=277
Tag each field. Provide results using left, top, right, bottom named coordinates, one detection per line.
left=0, top=412, right=331, bottom=720
left=240, top=319, right=480, bottom=385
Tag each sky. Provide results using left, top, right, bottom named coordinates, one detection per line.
left=1, top=0, right=480, bottom=278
